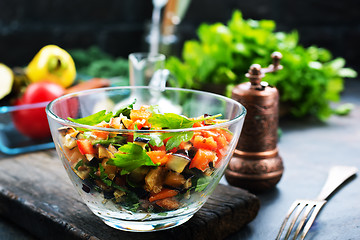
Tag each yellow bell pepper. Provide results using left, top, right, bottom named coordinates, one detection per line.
left=26, top=45, right=76, bottom=88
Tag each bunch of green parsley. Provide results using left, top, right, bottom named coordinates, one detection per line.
left=166, top=10, right=357, bottom=121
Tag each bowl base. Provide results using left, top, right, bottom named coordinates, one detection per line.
left=97, top=213, right=193, bottom=232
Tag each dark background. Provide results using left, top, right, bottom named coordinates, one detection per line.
left=1, top=0, right=360, bottom=73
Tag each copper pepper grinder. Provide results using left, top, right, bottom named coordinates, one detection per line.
left=225, top=52, right=284, bottom=193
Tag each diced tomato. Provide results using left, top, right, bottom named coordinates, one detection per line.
left=215, top=147, right=228, bottom=168
left=93, top=121, right=110, bottom=139
left=129, top=119, right=148, bottom=130
left=163, top=137, right=177, bottom=153
left=109, top=117, right=122, bottom=129
left=193, top=121, right=205, bottom=128
left=202, top=130, right=219, bottom=139
left=95, top=121, right=110, bottom=128
left=189, top=148, right=217, bottom=171
left=76, top=139, right=96, bottom=155
left=92, top=131, right=109, bottom=139
left=149, top=188, right=178, bottom=202
left=130, top=109, right=152, bottom=122
left=214, top=133, right=228, bottom=150
left=150, top=144, right=166, bottom=151
left=146, top=150, right=168, bottom=165
left=192, top=135, right=218, bottom=151
left=178, top=141, right=189, bottom=150
left=218, top=129, right=233, bottom=142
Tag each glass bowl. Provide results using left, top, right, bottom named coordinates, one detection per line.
left=46, top=86, right=246, bottom=232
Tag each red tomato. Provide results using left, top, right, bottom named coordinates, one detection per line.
left=76, top=139, right=96, bottom=155
left=12, top=82, right=65, bottom=140
left=189, top=148, right=217, bottom=171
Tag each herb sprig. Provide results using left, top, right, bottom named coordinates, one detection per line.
left=165, top=10, right=357, bottom=121
left=107, top=143, right=158, bottom=175
left=148, top=113, right=222, bottom=150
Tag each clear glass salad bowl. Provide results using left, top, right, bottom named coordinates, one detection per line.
left=46, top=86, right=246, bottom=232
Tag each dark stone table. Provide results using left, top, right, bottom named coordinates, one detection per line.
left=1, top=79, right=359, bottom=240
left=225, top=79, right=360, bottom=239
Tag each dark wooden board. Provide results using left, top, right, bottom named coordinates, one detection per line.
left=0, top=150, right=260, bottom=240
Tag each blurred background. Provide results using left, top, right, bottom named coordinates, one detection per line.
left=0, top=0, right=359, bottom=72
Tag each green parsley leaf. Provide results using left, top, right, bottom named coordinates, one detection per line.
left=114, top=99, right=136, bottom=118
left=98, top=164, right=128, bottom=192
left=92, top=135, right=126, bottom=146
left=68, top=100, right=136, bottom=125
left=99, top=164, right=114, bottom=187
left=148, top=113, right=221, bottom=129
left=74, top=160, right=84, bottom=171
left=107, top=143, right=157, bottom=175
left=163, top=132, right=194, bottom=151
left=134, top=132, right=164, bottom=148
left=148, top=113, right=191, bottom=129
left=194, top=176, right=211, bottom=192
left=148, top=113, right=222, bottom=129
left=122, top=191, right=140, bottom=212
left=148, top=113, right=222, bottom=150
left=68, top=110, right=113, bottom=125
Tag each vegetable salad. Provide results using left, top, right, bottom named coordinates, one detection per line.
left=58, top=101, right=232, bottom=213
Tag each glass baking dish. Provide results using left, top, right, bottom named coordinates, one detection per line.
left=0, top=101, right=54, bottom=155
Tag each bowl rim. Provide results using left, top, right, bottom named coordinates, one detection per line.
left=46, top=86, right=246, bottom=133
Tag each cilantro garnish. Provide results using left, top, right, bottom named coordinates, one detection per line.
left=68, top=110, right=113, bottom=125
left=162, top=132, right=193, bottom=151
left=148, top=113, right=222, bottom=150
left=148, top=113, right=222, bottom=129
left=194, top=176, right=211, bottom=192
left=74, top=160, right=84, bottom=171
left=107, top=143, right=158, bottom=175
left=114, top=99, right=136, bottom=118
left=92, top=135, right=126, bottom=146
left=98, top=164, right=128, bottom=192
left=67, top=100, right=136, bottom=125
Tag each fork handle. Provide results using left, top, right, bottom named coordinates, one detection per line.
left=316, top=166, right=358, bottom=200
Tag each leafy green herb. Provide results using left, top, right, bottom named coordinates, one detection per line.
left=99, top=164, right=114, bottom=187
left=133, top=125, right=164, bottom=148
left=69, top=46, right=129, bottom=80
left=98, top=164, right=128, bottom=192
left=114, top=99, right=136, bottom=118
left=68, top=110, right=113, bottom=125
left=74, top=160, right=84, bottom=171
left=166, top=10, right=357, bottom=121
left=194, top=176, right=211, bottom=192
left=107, top=143, right=158, bottom=175
left=122, top=191, right=140, bottom=212
left=88, top=166, right=99, bottom=179
left=148, top=113, right=221, bottom=129
left=148, top=113, right=221, bottom=150
left=162, top=132, right=193, bottom=151
left=68, top=100, right=135, bottom=125
left=92, top=135, right=126, bottom=146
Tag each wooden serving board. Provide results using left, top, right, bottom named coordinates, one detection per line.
left=0, top=150, right=260, bottom=240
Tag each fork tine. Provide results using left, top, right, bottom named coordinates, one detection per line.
left=275, top=201, right=301, bottom=240
left=299, top=200, right=326, bottom=240
left=284, top=202, right=307, bottom=239
left=292, top=203, right=314, bottom=239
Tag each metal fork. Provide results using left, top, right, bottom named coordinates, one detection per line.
left=275, top=165, right=358, bottom=240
